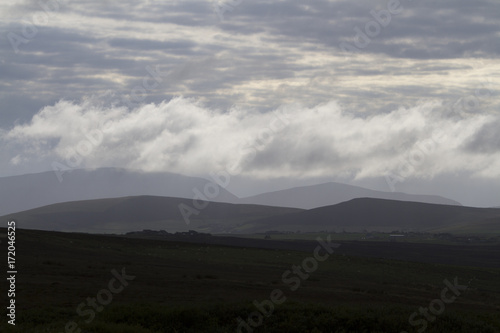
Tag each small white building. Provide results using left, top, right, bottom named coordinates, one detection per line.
left=389, top=234, right=405, bottom=242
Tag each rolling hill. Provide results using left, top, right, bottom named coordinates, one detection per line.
left=0, top=168, right=240, bottom=216
left=0, top=195, right=302, bottom=233
left=239, top=198, right=500, bottom=234
left=3, top=195, right=499, bottom=235
left=240, top=182, right=462, bottom=209
left=0, top=168, right=464, bottom=218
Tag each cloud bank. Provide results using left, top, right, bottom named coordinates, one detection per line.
left=2, top=96, right=499, bottom=181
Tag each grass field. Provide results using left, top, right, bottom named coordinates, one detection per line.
left=222, top=231, right=500, bottom=245
left=1, top=228, right=499, bottom=332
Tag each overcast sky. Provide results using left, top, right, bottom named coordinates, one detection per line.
left=0, top=0, right=499, bottom=206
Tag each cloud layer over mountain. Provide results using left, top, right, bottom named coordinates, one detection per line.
left=1, top=0, right=499, bottom=206
left=2, top=97, right=499, bottom=182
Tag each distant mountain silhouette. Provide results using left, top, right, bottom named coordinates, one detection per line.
left=241, top=198, right=500, bottom=234
left=0, top=168, right=239, bottom=216
left=1, top=168, right=463, bottom=217
left=3, top=196, right=498, bottom=235
left=1, top=195, right=301, bottom=234
left=240, top=182, right=461, bottom=209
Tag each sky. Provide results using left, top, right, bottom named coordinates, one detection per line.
left=0, top=0, right=499, bottom=207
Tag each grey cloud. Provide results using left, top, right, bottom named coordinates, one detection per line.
left=107, top=38, right=197, bottom=51
left=4, top=97, right=496, bottom=181
left=1, top=0, right=499, bottom=142
left=464, top=119, right=500, bottom=153
left=227, top=0, right=500, bottom=60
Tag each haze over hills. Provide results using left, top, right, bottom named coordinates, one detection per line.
left=0, top=168, right=464, bottom=217
left=241, top=198, right=500, bottom=234
left=240, top=182, right=462, bottom=209
left=2, top=195, right=499, bottom=235
left=0, top=195, right=301, bottom=234
left=0, top=168, right=239, bottom=216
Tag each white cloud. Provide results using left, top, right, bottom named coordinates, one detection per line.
left=3, top=96, right=499, bottom=181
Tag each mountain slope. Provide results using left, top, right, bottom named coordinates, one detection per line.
left=239, top=198, right=500, bottom=233
left=5, top=195, right=498, bottom=235
left=0, top=168, right=464, bottom=217
left=0, top=195, right=302, bottom=234
left=0, top=168, right=239, bottom=216
left=240, top=182, right=461, bottom=209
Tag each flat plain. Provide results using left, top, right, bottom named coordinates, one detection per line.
left=1, top=228, right=499, bottom=332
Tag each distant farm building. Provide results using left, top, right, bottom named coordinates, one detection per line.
left=389, top=234, right=405, bottom=242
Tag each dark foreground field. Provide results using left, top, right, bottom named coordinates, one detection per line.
left=1, top=228, right=499, bottom=332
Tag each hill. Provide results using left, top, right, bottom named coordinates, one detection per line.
left=0, top=168, right=464, bottom=217
left=240, top=198, right=500, bottom=234
left=240, top=182, right=462, bottom=209
left=0, top=195, right=301, bottom=233
left=3, top=196, right=499, bottom=235
left=0, top=168, right=239, bottom=216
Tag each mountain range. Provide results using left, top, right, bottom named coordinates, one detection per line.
left=0, top=168, right=237, bottom=216
left=0, top=167, right=460, bottom=216
left=0, top=195, right=300, bottom=233
left=239, top=182, right=461, bottom=209
left=2, top=195, right=499, bottom=235
left=239, top=197, right=500, bottom=234
left=3, top=167, right=497, bottom=236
